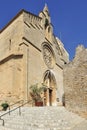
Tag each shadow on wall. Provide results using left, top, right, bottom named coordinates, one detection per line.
left=62, top=94, right=65, bottom=106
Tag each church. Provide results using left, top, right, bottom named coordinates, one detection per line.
left=0, top=5, right=69, bottom=106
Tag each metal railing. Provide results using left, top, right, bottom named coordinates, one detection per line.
left=0, top=100, right=33, bottom=126
left=8, top=100, right=24, bottom=115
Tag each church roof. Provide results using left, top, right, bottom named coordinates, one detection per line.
left=0, top=9, right=42, bottom=33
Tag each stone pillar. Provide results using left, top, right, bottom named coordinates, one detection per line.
left=47, top=88, right=50, bottom=106
left=52, top=88, right=57, bottom=106
left=20, top=43, right=29, bottom=101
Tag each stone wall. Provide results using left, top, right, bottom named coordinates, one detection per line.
left=0, top=55, right=23, bottom=104
left=64, top=45, right=87, bottom=118
left=0, top=13, right=23, bottom=60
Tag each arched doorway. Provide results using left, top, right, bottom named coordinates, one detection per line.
left=43, top=70, right=57, bottom=106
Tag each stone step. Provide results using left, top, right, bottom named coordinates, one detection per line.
left=0, top=106, right=87, bottom=130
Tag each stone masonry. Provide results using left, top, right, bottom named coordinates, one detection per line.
left=64, top=45, right=87, bottom=118
left=0, top=4, right=87, bottom=120
left=0, top=5, right=69, bottom=106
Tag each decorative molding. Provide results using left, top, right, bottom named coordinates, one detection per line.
left=56, top=63, right=63, bottom=69
left=29, top=23, right=36, bottom=29
left=45, top=37, right=53, bottom=46
left=22, top=37, right=41, bottom=52
left=24, top=21, right=31, bottom=28
left=0, top=52, right=23, bottom=65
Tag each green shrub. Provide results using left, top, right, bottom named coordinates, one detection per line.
left=30, top=83, right=47, bottom=102
left=1, top=102, right=9, bottom=111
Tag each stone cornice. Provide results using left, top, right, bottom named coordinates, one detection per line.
left=0, top=51, right=23, bottom=65
left=22, top=37, right=41, bottom=52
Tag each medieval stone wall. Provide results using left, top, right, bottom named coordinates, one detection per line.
left=64, top=45, right=87, bottom=118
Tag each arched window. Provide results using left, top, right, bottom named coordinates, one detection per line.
left=44, top=18, right=49, bottom=29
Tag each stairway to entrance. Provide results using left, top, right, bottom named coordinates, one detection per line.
left=0, top=106, right=87, bottom=130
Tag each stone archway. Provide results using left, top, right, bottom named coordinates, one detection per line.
left=43, top=70, right=57, bottom=106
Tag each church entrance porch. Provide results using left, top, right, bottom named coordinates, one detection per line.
left=43, top=70, right=57, bottom=106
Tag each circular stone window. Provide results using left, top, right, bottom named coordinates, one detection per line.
left=42, top=44, right=55, bottom=69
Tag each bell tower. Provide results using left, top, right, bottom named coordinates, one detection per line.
left=39, top=4, right=53, bottom=42
left=43, top=3, right=51, bottom=23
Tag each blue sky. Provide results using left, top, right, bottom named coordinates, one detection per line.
left=0, top=0, right=87, bottom=60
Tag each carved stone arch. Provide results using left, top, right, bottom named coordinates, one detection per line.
left=45, top=24, right=53, bottom=42
left=43, top=70, right=57, bottom=106
left=47, top=24, right=53, bottom=33
left=44, top=18, right=49, bottom=29
left=43, top=70, right=56, bottom=89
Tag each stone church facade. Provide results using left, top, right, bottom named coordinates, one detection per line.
left=0, top=5, right=69, bottom=106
